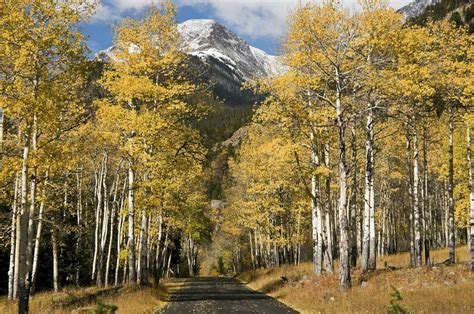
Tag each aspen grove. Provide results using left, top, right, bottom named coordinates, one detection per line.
left=225, top=0, right=473, bottom=291
left=1, top=1, right=211, bottom=312
left=0, top=0, right=473, bottom=313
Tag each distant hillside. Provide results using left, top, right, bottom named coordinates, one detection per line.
left=402, top=0, right=474, bottom=32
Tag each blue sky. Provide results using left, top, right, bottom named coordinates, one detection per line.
left=80, top=0, right=413, bottom=56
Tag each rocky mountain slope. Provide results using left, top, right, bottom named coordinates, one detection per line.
left=97, top=19, right=285, bottom=105
left=399, top=0, right=473, bottom=31
left=399, top=0, right=441, bottom=20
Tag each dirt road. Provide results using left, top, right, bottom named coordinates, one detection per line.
left=159, top=277, right=298, bottom=314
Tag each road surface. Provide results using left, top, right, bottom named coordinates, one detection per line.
left=159, top=277, right=298, bottom=314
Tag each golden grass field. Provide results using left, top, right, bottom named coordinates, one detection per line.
left=0, top=283, right=169, bottom=314
left=238, top=246, right=474, bottom=313
left=2, top=247, right=474, bottom=313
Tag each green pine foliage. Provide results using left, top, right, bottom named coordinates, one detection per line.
left=410, top=0, right=474, bottom=33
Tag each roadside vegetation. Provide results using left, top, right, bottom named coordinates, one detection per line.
left=239, top=246, right=474, bottom=313
left=0, top=284, right=170, bottom=314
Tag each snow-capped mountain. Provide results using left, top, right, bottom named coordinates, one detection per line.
left=96, top=19, right=285, bottom=104
left=177, top=19, right=284, bottom=80
left=398, top=0, right=441, bottom=20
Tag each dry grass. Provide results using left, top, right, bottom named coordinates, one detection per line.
left=0, top=283, right=170, bottom=314
left=239, top=246, right=474, bottom=313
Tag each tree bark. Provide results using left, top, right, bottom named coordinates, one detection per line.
left=467, top=126, right=474, bottom=270
left=26, top=114, right=38, bottom=292
left=362, top=105, right=375, bottom=273
left=422, top=127, right=431, bottom=265
left=8, top=173, right=19, bottom=300
left=75, top=168, right=83, bottom=286
left=324, top=143, right=334, bottom=273
left=350, top=126, right=358, bottom=267
left=105, top=175, right=119, bottom=286
left=406, top=134, right=415, bottom=267
left=448, top=112, right=456, bottom=264
left=138, top=209, right=148, bottom=285
left=128, top=162, right=136, bottom=283
left=115, top=178, right=127, bottom=286
left=336, top=75, right=350, bottom=290
left=413, top=123, right=422, bottom=267
left=18, top=134, right=31, bottom=314
left=51, top=228, right=59, bottom=292
left=30, top=171, right=48, bottom=294
left=92, top=157, right=105, bottom=282
left=310, top=132, right=323, bottom=275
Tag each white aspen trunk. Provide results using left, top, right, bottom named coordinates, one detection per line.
left=92, top=159, right=105, bottom=282
left=115, top=213, right=124, bottom=286
left=127, top=162, right=137, bottom=283
left=75, top=168, right=83, bottom=286
left=254, top=229, right=260, bottom=268
left=161, top=228, right=169, bottom=276
left=154, top=213, right=163, bottom=283
left=368, top=137, right=376, bottom=271
left=166, top=250, right=172, bottom=278
left=335, top=75, right=350, bottom=290
left=324, top=144, right=334, bottom=273
left=423, top=127, right=431, bottom=265
left=51, top=229, right=59, bottom=292
left=138, top=210, right=148, bottom=285
left=381, top=205, right=386, bottom=256
left=18, top=136, right=31, bottom=314
left=413, top=124, right=422, bottom=267
left=297, top=214, right=301, bottom=265
left=26, top=114, right=38, bottom=289
left=350, top=126, right=358, bottom=267
left=406, top=134, right=415, bottom=267
left=187, top=234, right=194, bottom=276
left=273, top=241, right=279, bottom=267
left=249, top=231, right=255, bottom=269
left=115, top=178, right=127, bottom=286
left=444, top=183, right=449, bottom=248
left=98, top=154, right=109, bottom=286
left=361, top=112, right=371, bottom=272
left=266, top=230, right=272, bottom=268
left=97, top=152, right=109, bottom=286
left=0, top=108, right=3, bottom=153
left=467, top=126, right=474, bottom=271
left=146, top=214, right=152, bottom=273
left=310, top=132, right=323, bottom=275
left=448, top=113, right=456, bottom=263
left=105, top=175, right=119, bottom=286
left=30, top=171, right=48, bottom=294
left=8, top=173, right=19, bottom=300
left=362, top=105, right=376, bottom=272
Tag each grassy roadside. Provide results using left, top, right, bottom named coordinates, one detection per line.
left=0, top=282, right=172, bottom=314
left=238, top=246, right=474, bottom=313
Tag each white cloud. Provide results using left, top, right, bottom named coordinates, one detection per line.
left=114, top=0, right=152, bottom=10
left=179, top=0, right=413, bottom=38
left=92, top=0, right=414, bottom=36
left=91, top=0, right=158, bottom=23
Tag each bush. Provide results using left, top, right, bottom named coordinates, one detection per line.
left=387, top=286, right=407, bottom=314
left=92, top=298, right=118, bottom=314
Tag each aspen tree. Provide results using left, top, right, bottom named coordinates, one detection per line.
left=0, top=0, right=95, bottom=311
left=286, top=2, right=359, bottom=289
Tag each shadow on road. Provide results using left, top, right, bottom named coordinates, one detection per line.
left=168, top=277, right=273, bottom=302
left=160, top=277, right=298, bottom=313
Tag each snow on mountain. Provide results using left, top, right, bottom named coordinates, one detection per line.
left=177, top=19, right=284, bottom=80
left=97, top=19, right=285, bottom=81
left=398, top=0, right=441, bottom=20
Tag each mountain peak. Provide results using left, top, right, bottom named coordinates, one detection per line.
left=178, top=18, right=284, bottom=81
left=96, top=19, right=285, bottom=105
